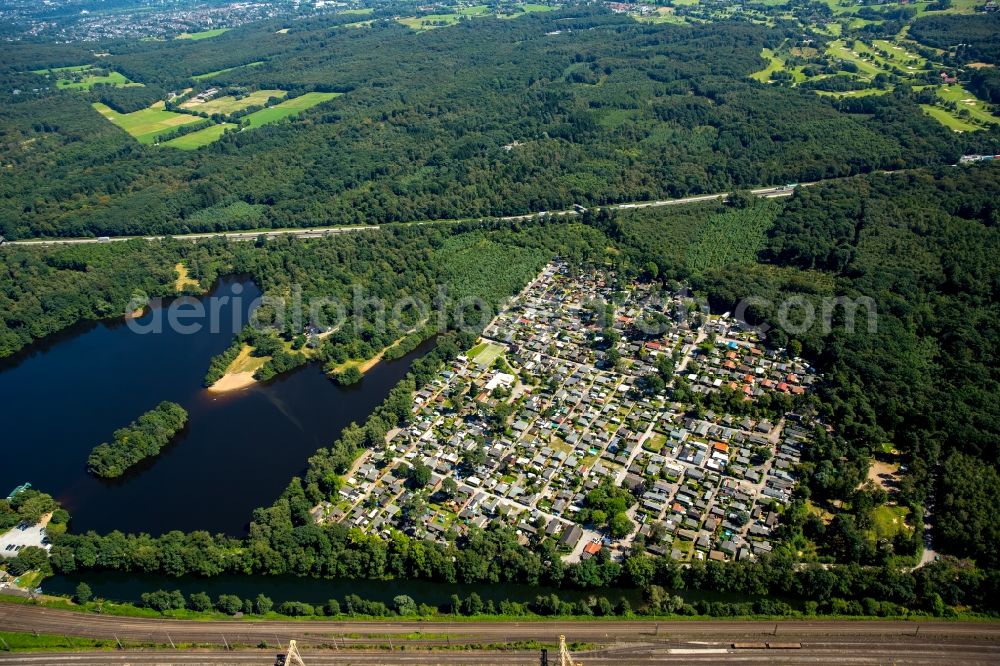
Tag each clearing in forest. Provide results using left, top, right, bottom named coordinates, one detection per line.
left=180, top=89, right=286, bottom=115
left=32, top=64, right=142, bottom=90
left=241, top=92, right=340, bottom=128
left=92, top=101, right=202, bottom=144
left=162, top=122, right=238, bottom=149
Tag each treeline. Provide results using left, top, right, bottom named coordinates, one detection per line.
left=123, top=573, right=975, bottom=619
left=93, top=85, right=169, bottom=114
left=48, top=527, right=1000, bottom=615
left=86, top=402, right=189, bottom=478
left=0, top=489, right=61, bottom=532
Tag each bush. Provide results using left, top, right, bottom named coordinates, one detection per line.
left=188, top=591, right=213, bottom=612
left=277, top=601, right=315, bottom=616
left=254, top=593, right=274, bottom=615
left=141, top=589, right=186, bottom=612
left=74, top=582, right=92, bottom=604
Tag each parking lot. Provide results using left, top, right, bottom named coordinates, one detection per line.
left=0, top=519, right=50, bottom=558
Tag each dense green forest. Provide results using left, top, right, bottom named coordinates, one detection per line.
left=908, top=14, right=1000, bottom=66
left=86, top=401, right=190, bottom=478
left=1, top=8, right=991, bottom=239
left=691, top=165, right=1000, bottom=568
left=0, top=240, right=230, bottom=359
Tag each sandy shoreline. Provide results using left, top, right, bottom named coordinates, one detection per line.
left=207, top=371, right=258, bottom=393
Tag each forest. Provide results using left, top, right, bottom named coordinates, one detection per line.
left=908, top=14, right=1000, bottom=66
left=86, top=401, right=190, bottom=478
left=0, top=239, right=231, bottom=360
left=1, top=7, right=993, bottom=240
left=692, top=165, right=1000, bottom=569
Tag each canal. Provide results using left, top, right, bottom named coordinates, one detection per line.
left=43, top=571, right=643, bottom=608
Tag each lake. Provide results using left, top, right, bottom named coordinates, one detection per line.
left=0, top=276, right=428, bottom=536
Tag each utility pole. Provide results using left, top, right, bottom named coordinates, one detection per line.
left=222, top=634, right=230, bottom=651
left=167, top=633, right=175, bottom=649
left=283, top=639, right=308, bottom=666
left=559, top=635, right=582, bottom=666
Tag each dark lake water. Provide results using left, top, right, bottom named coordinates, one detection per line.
left=43, top=571, right=643, bottom=608
left=0, top=276, right=427, bottom=536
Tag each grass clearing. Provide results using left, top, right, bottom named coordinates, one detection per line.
left=935, top=84, right=999, bottom=127
left=397, top=4, right=537, bottom=29
left=397, top=14, right=462, bottom=29
left=33, top=65, right=141, bottom=90
left=241, top=92, right=340, bottom=128
left=191, top=61, right=264, bottom=81
left=0, top=631, right=124, bottom=651
left=871, top=505, right=912, bottom=541
left=469, top=341, right=505, bottom=366
left=173, top=262, right=200, bottom=291
left=92, top=101, right=202, bottom=144
left=921, top=104, right=981, bottom=132
left=643, top=432, right=668, bottom=453
left=161, top=122, right=237, bottom=149
left=176, top=28, right=229, bottom=40
left=227, top=344, right=270, bottom=375
left=181, top=89, right=286, bottom=115
left=750, top=48, right=785, bottom=83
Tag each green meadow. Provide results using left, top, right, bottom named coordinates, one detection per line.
left=242, top=92, right=340, bottom=128
left=162, top=123, right=238, bottom=149
left=33, top=64, right=142, bottom=90
left=176, top=28, right=229, bottom=40
left=191, top=61, right=264, bottom=81
left=92, top=101, right=202, bottom=144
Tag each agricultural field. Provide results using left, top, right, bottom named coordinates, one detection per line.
left=176, top=28, right=229, bottom=40
left=32, top=64, right=142, bottom=90
left=241, top=92, right=340, bottom=128
left=191, top=61, right=264, bottom=81
left=92, top=101, right=202, bottom=144
left=161, top=122, right=238, bottom=149
left=181, top=89, right=286, bottom=115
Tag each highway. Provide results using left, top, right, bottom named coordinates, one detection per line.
left=1, top=603, right=999, bottom=663
left=1, top=184, right=803, bottom=248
